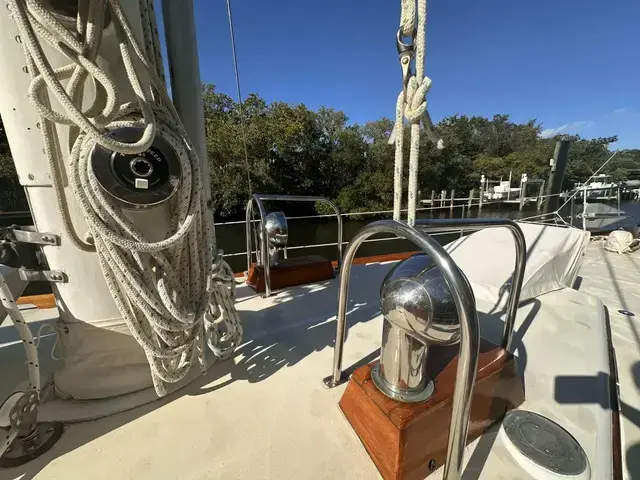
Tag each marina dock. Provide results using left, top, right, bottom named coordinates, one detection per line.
left=421, top=184, right=639, bottom=215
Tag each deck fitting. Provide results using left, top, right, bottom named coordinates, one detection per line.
left=502, top=410, right=587, bottom=476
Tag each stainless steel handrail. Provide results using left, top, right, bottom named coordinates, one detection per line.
left=411, top=218, right=526, bottom=350
left=245, top=194, right=343, bottom=297
left=325, top=218, right=525, bottom=387
left=322, top=219, right=481, bottom=480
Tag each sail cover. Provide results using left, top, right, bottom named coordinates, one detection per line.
left=445, top=222, right=591, bottom=310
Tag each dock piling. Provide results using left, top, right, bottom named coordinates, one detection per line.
left=519, top=174, right=528, bottom=211
left=537, top=180, right=545, bottom=212
left=544, top=140, right=571, bottom=214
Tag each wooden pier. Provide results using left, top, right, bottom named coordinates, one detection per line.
left=421, top=179, right=638, bottom=215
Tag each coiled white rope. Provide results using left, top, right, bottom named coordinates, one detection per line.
left=7, top=0, right=242, bottom=396
left=390, top=0, right=443, bottom=224
left=139, top=0, right=166, bottom=84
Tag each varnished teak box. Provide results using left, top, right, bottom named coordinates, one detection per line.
left=246, top=255, right=335, bottom=293
left=339, top=339, right=524, bottom=480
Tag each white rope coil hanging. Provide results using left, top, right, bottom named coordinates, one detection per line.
left=390, top=0, right=443, bottom=225
left=6, top=0, right=243, bottom=397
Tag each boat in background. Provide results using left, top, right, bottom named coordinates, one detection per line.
left=576, top=174, right=620, bottom=200
left=574, top=203, right=628, bottom=231
left=486, top=181, right=521, bottom=201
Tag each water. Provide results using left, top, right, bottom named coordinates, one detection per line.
left=219, top=200, right=640, bottom=272
left=3, top=200, right=638, bottom=274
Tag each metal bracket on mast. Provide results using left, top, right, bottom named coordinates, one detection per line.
left=2, top=228, right=60, bottom=246
left=0, top=227, right=62, bottom=278
left=17, top=269, right=66, bottom=283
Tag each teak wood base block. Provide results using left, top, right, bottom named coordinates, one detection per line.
left=339, top=339, right=525, bottom=480
left=246, top=255, right=335, bottom=293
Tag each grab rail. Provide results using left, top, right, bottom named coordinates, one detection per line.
left=325, top=218, right=525, bottom=387
left=323, top=218, right=526, bottom=479
left=323, top=219, right=481, bottom=480
left=245, top=194, right=343, bottom=297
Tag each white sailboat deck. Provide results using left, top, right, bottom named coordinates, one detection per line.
left=0, top=240, right=638, bottom=480
left=576, top=242, right=640, bottom=480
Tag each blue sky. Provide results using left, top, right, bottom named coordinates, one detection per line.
left=159, top=0, right=640, bottom=149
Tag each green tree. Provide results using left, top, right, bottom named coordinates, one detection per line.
left=1, top=85, right=638, bottom=220
left=562, top=136, right=618, bottom=187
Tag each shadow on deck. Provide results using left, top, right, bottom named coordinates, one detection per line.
left=1, top=261, right=394, bottom=480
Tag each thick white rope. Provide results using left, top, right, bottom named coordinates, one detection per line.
left=392, top=90, right=405, bottom=222
left=399, top=0, right=416, bottom=36
left=7, top=0, right=242, bottom=397
left=139, top=0, right=166, bottom=86
left=391, top=0, right=443, bottom=224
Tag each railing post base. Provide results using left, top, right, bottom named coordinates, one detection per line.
left=323, top=372, right=349, bottom=389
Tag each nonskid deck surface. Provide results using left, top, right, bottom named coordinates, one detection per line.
left=0, top=250, right=628, bottom=479
left=576, top=242, right=640, bottom=480
left=0, top=260, right=391, bottom=480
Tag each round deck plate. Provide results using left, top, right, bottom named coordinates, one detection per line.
left=502, top=410, right=587, bottom=476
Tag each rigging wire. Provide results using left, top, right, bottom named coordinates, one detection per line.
left=555, top=151, right=619, bottom=211
left=225, top=0, right=252, bottom=197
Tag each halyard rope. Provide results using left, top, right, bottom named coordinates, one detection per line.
left=391, top=0, right=443, bottom=224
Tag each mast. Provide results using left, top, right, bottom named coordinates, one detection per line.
left=0, top=0, right=240, bottom=420
left=543, top=139, right=571, bottom=214
left=0, top=1, right=150, bottom=401
left=161, top=0, right=213, bottom=223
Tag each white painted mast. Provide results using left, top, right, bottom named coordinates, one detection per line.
left=0, top=0, right=241, bottom=423
left=0, top=1, right=151, bottom=401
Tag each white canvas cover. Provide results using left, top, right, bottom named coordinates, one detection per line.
left=445, top=222, right=591, bottom=309
left=53, top=316, right=152, bottom=400
left=604, top=230, right=640, bottom=254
